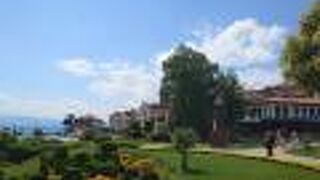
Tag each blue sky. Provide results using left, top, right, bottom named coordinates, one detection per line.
left=0, top=0, right=313, bottom=119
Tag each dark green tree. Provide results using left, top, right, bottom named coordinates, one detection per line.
left=143, top=120, right=154, bottom=136
left=33, top=128, right=44, bottom=138
left=63, top=113, right=76, bottom=125
left=0, top=170, right=5, bottom=180
left=52, top=146, right=68, bottom=174
left=127, top=121, right=143, bottom=139
left=63, top=113, right=77, bottom=135
left=39, top=155, right=49, bottom=179
left=61, top=167, right=84, bottom=180
left=281, top=0, right=320, bottom=94
left=92, top=142, right=120, bottom=177
left=151, top=121, right=171, bottom=142
left=40, top=145, right=68, bottom=175
left=160, top=45, right=218, bottom=140
left=211, top=71, right=247, bottom=146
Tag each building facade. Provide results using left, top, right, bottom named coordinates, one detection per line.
left=109, top=103, right=170, bottom=133
left=245, top=97, right=320, bottom=123
left=243, top=84, right=320, bottom=132
left=109, top=110, right=137, bottom=132
left=138, top=103, right=170, bottom=133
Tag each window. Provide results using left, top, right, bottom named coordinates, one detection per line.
left=257, top=107, right=262, bottom=119
left=302, top=107, right=307, bottom=118
left=283, top=106, right=288, bottom=119
left=310, top=107, right=315, bottom=117
left=275, top=106, right=280, bottom=119
left=294, top=107, right=300, bottom=117
left=250, top=107, right=257, bottom=117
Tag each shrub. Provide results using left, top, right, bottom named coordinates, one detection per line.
left=126, top=159, right=159, bottom=180
left=0, top=141, right=40, bottom=163
left=119, top=153, right=160, bottom=180
left=61, top=166, right=85, bottom=180
left=149, top=122, right=171, bottom=142
left=28, top=173, right=47, bottom=180
left=0, top=170, right=5, bottom=180
left=127, top=121, right=144, bottom=139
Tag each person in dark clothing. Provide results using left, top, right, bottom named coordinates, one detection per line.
left=264, top=132, right=276, bottom=157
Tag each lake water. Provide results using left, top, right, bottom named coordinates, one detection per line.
left=0, top=116, right=65, bottom=135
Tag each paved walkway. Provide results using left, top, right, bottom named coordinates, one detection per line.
left=140, top=143, right=171, bottom=150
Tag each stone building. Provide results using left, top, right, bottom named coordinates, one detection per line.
left=138, top=103, right=170, bottom=133
left=109, top=110, right=138, bottom=132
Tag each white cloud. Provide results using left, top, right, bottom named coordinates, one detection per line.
left=157, top=18, right=287, bottom=89
left=188, top=18, right=286, bottom=67
left=57, top=58, right=97, bottom=77
left=88, top=61, right=159, bottom=109
left=0, top=93, right=107, bottom=120
left=237, top=66, right=283, bottom=90
left=56, top=18, right=287, bottom=118
left=58, top=59, right=159, bottom=111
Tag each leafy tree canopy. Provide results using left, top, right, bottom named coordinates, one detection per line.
left=281, top=0, right=320, bottom=94
left=161, top=44, right=245, bottom=141
left=160, top=44, right=218, bottom=139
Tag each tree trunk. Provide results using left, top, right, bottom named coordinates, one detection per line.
left=181, top=151, right=188, bottom=172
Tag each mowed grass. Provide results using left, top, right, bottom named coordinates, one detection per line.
left=146, top=149, right=320, bottom=180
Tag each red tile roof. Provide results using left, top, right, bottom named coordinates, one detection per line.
left=259, top=97, right=320, bottom=105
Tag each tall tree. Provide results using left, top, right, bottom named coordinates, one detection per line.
left=63, top=113, right=76, bottom=135
left=160, top=45, right=218, bottom=139
left=281, top=0, right=320, bottom=94
left=211, top=71, right=247, bottom=146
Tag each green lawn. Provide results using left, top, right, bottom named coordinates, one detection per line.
left=1, top=158, right=40, bottom=179
left=2, top=139, right=320, bottom=180
left=145, top=149, right=320, bottom=180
